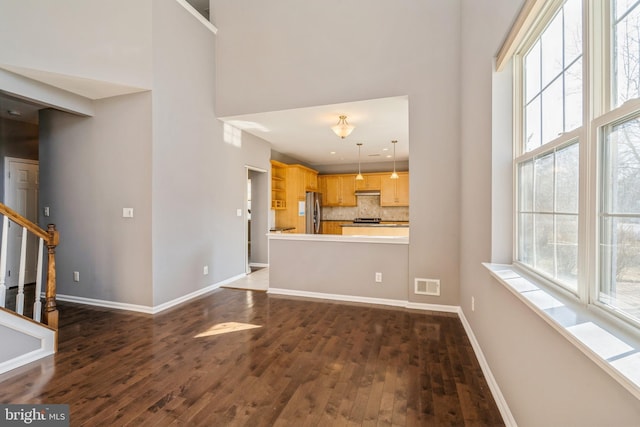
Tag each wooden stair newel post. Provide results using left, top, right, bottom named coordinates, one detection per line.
left=44, top=224, right=59, bottom=330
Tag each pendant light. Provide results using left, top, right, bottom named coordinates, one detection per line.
left=331, top=115, right=354, bottom=139
left=356, top=143, right=364, bottom=181
left=390, top=140, right=399, bottom=179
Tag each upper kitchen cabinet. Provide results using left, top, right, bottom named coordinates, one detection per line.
left=272, top=163, right=318, bottom=232
left=271, top=160, right=287, bottom=210
left=319, top=174, right=356, bottom=207
left=287, top=164, right=318, bottom=198
left=354, top=173, right=382, bottom=191
left=380, top=172, right=409, bottom=206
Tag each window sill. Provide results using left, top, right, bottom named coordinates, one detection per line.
left=483, top=263, right=640, bottom=400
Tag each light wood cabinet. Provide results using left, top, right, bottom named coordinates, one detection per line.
left=273, top=163, right=318, bottom=233
left=270, top=160, right=287, bottom=210
left=380, top=172, right=409, bottom=206
left=354, top=174, right=381, bottom=191
left=321, top=221, right=345, bottom=235
left=318, top=174, right=356, bottom=207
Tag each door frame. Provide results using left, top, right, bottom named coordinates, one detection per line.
left=244, top=165, right=267, bottom=274
left=3, top=157, right=40, bottom=286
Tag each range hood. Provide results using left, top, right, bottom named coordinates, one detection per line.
left=354, top=189, right=381, bottom=196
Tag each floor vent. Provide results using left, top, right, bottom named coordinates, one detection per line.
left=415, top=278, right=440, bottom=296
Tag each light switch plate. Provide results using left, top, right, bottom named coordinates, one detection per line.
left=236, top=209, right=243, bottom=217
left=123, top=208, right=134, bottom=218
left=44, top=207, right=50, bottom=217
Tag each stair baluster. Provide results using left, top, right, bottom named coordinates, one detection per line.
left=0, top=216, right=6, bottom=309
left=16, top=226, right=27, bottom=315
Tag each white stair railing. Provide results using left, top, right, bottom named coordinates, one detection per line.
left=0, top=203, right=58, bottom=330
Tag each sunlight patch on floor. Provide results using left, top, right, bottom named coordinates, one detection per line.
left=194, top=322, right=262, bottom=338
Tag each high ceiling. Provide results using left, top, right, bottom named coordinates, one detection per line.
left=1, top=2, right=409, bottom=168
left=219, top=96, right=409, bottom=167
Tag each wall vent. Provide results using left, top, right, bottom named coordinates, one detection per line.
left=415, top=278, right=440, bottom=296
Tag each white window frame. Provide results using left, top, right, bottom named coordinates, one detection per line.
left=513, top=0, right=588, bottom=301
left=513, top=0, right=640, bottom=330
left=492, top=0, right=640, bottom=401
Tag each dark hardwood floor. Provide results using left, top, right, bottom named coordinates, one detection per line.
left=0, top=288, right=505, bottom=426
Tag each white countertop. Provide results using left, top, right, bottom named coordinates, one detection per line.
left=267, top=233, right=409, bottom=244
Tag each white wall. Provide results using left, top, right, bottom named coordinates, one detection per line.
left=151, top=0, right=271, bottom=305
left=0, top=0, right=153, bottom=90
left=39, top=92, right=154, bottom=305
left=211, top=0, right=462, bottom=306
left=269, top=238, right=409, bottom=301
left=460, top=1, right=640, bottom=425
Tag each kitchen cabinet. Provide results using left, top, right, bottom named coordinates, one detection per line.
left=354, top=173, right=381, bottom=191
left=321, top=221, right=345, bottom=235
left=273, top=163, right=318, bottom=233
left=380, top=172, right=409, bottom=206
left=270, top=160, right=287, bottom=210
left=318, top=174, right=356, bottom=207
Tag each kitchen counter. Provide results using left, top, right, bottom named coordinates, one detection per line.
left=269, top=227, right=296, bottom=233
left=339, top=222, right=409, bottom=227
left=341, top=222, right=409, bottom=237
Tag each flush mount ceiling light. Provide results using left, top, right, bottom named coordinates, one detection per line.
left=390, top=140, right=399, bottom=179
left=356, top=143, right=364, bottom=181
left=7, top=110, right=21, bottom=117
left=331, top=115, right=354, bottom=139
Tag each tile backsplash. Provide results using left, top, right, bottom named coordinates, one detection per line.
left=322, top=195, right=409, bottom=221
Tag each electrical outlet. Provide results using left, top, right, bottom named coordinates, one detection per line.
left=203, top=265, right=209, bottom=275
left=375, top=272, right=382, bottom=283
left=472, top=296, right=475, bottom=311
left=73, top=271, right=80, bottom=282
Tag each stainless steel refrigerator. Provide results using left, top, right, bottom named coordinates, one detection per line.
left=305, top=191, right=322, bottom=234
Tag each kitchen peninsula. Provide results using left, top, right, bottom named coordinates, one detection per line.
left=268, top=165, right=410, bottom=301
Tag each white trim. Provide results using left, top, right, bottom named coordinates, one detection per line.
left=55, top=294, right=155, bottom=314
left=55, top=273, right=246, bottom=315
left=249, top=263, right=269, bottom=268
left=405, top=302, right=460, bottom=313
left=0, top=348, right=54, bottom=375
left=268, top=287, right=460, bottom=313
left=458, top=308, right=518, bottom=427
left=268, top=233, right=409, bottom=245
left=0, top=309, right=55, bottom=374
left=268, top=288, right=408, bottom=308
left=174, top=0, right=218, bottom=34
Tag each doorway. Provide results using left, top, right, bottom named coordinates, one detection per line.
left=245, top=166, right=268, bottom=275
left=4, top=157, right=39, bottom=286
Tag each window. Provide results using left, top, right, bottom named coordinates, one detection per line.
left=613, top=0, right=640, bottom=108
left=599, top=116, right=640, bottom=323
left=517, top=142, right=579, bottom=291
left=514, top=0, right=640, bottom=327
left=516, top=0, right=582, bottom=293
left=523, top=0, right=582, bottom=152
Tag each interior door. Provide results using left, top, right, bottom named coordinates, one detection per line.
left=5, top=159, right=39, bottom=286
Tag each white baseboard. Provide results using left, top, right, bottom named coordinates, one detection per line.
left=55, top=273, right=247, bottom=315
left=267, top=288, right=408, bottom=308
left=0, top=309, right=56, bottom=375
left=458, top=309, right=517, bottom=427
left=0, top=348, right=55, bottom=376
left=55, top=294, right=155, bottom=314
left=249, top=263, right=269, bottom=268
left=268, top=288, right=462, bottom=313
left=406, top=301, right=460, bottom=313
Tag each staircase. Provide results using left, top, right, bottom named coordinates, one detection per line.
left=0, top=203, right=59, bottom=375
